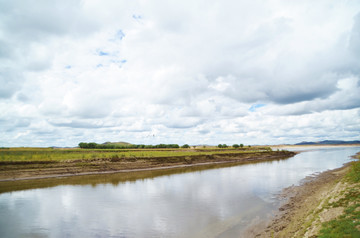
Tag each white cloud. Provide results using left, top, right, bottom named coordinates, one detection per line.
left=1, top=0, right=360, bottom=146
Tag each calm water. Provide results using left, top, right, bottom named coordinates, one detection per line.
left=0, top=147, right=359, bottom=238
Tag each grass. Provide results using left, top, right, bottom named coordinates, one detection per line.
left=0, top=147, right=273, bottom=162
left=318, top=202, right=360, bottom=238
left=346, top=159, right=360, bottom=183
left=318, top=154, right=360, bottom=238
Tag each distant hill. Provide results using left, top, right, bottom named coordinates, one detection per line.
left=102, top=142, right=132, bottom=146
left=295, top=140, right=360, bottom=145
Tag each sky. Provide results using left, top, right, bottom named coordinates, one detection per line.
left=1, top=0, right=360, bottom=147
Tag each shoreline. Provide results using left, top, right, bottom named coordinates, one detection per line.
left=0, top=160, right=248, bottom=182
left=0, top=150, right=296, bottom=182
left=250, top=152, right=359, bottom=237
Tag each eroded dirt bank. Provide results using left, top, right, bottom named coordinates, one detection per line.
left=251, top=160, right=356, bottom=237
left=0, top=150, right=295, bottom=181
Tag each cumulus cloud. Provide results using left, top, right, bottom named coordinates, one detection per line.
left=0, top=0, right=360, bottom=146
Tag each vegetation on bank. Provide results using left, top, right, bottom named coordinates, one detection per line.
left=317, top=154, right=360, bottom=237
left=78, top=142, right=247, bottom=149
left=218, top=144, right=246, bottom=148
left=0, top=146, right=273, bottom=162
left=78, top=142, right=183, bottom=149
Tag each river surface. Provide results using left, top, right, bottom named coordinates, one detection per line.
left=0, top=146, right=359, bottom=238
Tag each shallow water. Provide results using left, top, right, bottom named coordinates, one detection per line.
left=0, top=146, right=359, bottom=237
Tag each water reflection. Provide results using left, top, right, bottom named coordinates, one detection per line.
left=0, top=147, right=359, bottom=238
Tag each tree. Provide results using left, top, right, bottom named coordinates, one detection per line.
left=181, top=144, right=190, bottom=148
left=240, top=144, right=244, bottom=148
left=233, top=144, right=239, bottom=148
left=218, top=144, right=223, bottom=148
left=87, top=142, right=97, bottom=149
left=78, top=142, right=88, bottom=148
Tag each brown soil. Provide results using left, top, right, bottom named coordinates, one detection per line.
left=251, top=163, right=353, bottom=238
left=0, top=151, right=295, bottom=181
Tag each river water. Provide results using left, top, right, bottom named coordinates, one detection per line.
left=0, top=146, right=359, bottom=238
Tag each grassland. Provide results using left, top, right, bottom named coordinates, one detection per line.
left=0, top=147, right=272, bottom=162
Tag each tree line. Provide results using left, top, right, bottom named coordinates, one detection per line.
left=78, top=142, right=191, bottom=149
left=218, top=144, right=244, bottom=148
left=78, top=142, right=248, bottom=149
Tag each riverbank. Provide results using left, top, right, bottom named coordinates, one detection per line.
left=253, top=152, right=360, bottom=237
left=0, top=150, right=295, bottom=181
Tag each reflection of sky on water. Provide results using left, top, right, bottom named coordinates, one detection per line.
left=0, top=147, right=359, bottom=237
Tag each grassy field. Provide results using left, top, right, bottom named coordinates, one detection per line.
left=0, top=147, right=272, bottom=162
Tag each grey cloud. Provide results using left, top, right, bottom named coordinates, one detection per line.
left=49, top=120, right=111, bottom=129
left=0, top=68, right=23, bottom=99
left=268, top=83, right=337, bottom=105
left=33, top=130, right=56, bottom=136
left=196, top=129, right=210, bottom=135
left=0, top=40, right=11, bottom=58
left=267, top=76, right=360, bottom=116
left=165, top=117, right=204, bottom=129
left=0, top=0, right=97, bottom=41
left=1, top=118, right=31, bottom=132
left=349, top=12, right=360, bottom=56
left=208, top=10, right=357, bottom=108
left=70, top=104, right=113, bottom=119
left=198, top=12, right=359, bottom=106
left=15, top=93, right=30, bottom=102
left=134, top=3, right=345, bottom=106
left=124, top=128, right=151, bottom=133
left=14, top=119, right=31, bottom=128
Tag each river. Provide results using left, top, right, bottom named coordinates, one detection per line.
left=0, top=146, right=359, bottom=237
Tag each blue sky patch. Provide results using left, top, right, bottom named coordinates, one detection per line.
left=249, top=104, right=266, bottom=112
left=98, top=51, right=109, bottom=56
left=115, top=30, right=125, bottom=40
left=132, top=14, right=142, bottom=20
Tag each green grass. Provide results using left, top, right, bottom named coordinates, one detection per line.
left=318, top=203, right=360, bottom=238
left=0, top=147, right=273, bottom=162
left=318, top=154, right=360, bottom=238
left=346, top=159, right=360, bottom=183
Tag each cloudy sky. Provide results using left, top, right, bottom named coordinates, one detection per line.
left=1, top=0, right=360, bottom=147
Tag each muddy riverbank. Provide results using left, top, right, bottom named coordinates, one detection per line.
left=0, top=150, right=295, bottom=181
left=249, top=152, right=359, bottom=237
